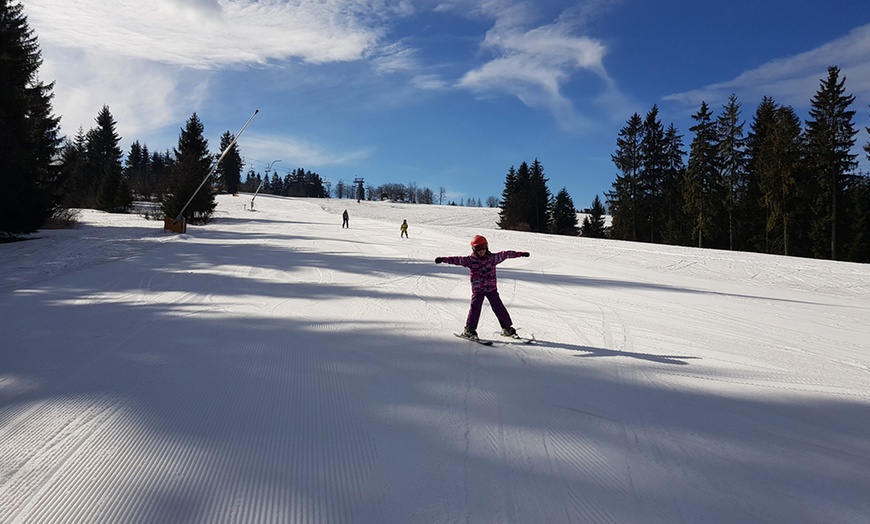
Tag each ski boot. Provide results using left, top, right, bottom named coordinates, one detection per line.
left=461, top=327, right=479, bottom=340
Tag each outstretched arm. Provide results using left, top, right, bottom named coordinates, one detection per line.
left=435, top=256, right=471, bottom=266
left=492, top=250, right=530, bottom=263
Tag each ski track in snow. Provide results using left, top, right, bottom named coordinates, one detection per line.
left=2, top=193, right=870, bottom=523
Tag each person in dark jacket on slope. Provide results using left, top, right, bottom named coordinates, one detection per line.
left=435, top=235, right=529, bottom=340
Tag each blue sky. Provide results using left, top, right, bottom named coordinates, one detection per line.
left=23, top=0, right=870, bottom=207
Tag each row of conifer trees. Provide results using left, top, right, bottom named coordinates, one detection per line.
left=607, top=66, right=870, bottom=262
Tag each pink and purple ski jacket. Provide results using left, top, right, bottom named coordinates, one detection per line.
left=439, top=251, right=524, bottom=292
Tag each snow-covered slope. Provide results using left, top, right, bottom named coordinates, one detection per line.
left=2, top=193, right=869, bottom=523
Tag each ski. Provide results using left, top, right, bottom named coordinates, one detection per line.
left=454, top=333, right=494, bottom=346
left=495, top=332, right=536, bottom=344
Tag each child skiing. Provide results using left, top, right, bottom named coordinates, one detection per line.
left=435, top=235, right=529, bottom=340
left=400, top=219, right=409, bottom=238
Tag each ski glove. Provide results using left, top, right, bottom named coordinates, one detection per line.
left=435, top=257, right=444, bottom=264
left=519, top=252, right=530, bottom=257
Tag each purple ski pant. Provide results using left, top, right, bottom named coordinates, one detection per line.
left=465, top=289, right=512, bottom=330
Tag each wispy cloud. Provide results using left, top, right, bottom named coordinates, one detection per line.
left=372, top=41, right=420, bottom=74
left=663, top=23, right=870, bottom=110
left=454, top=0, right=615, bottom=125
left=24, top=0, right=409, bottom=138
left=38, top=46, right=212, bottom=139
left=26, top=0, right=399, bottom=68
left=243, top=133, right=372, bottom=169
left=412, top=74, right=450, bottom=90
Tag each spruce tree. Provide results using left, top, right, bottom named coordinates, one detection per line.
left=609, top=113, right=644, bottom=241
left=151, top=149, right=172, bottom=197
left=661, top=123, right=688, bottom=245
left=59, top=127, right=88, bottom=208
left=581, top=195, right=607, bottom=238
left=756, top=104, right=805, bottom=256
left=87, top=105, right=131, bottom=212
left=125, top=141, right=157, bottom=200
left=641, top=106, right=667, bottom=243
left=0, top=0, right=62, bottom=235
left=744, top=97, right=776, bottom=252
left=856, top=110, right=870, bottom=261
left=162, top=113, right=215, bottom=223
left=684, top=101, right=723, bottom=248
left=716, top=94, right=747, bottom=250
left=498, top=164, right=530, bottom=230
left=549, top=187, right=579, bottom=236
left=843, top=174, right=870, bottom=262
left=527, top=159, right=551, bottom=233
left=216, top=131, right=243, bottom=194
left=865, top=105, right=870, bottom=161
left=805, top=66, right=858, bottom=260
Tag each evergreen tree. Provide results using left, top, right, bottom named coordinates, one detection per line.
left=162, top=113, right=215, bottom=223
left=716, top=94, right=747, bottom=250
left=661, top=123, right=689, bottom=245
left=270, top=172, right=282, bottom=195
left=498, top=164, right=528, bottom=230
left=125, top=141, right=157, bottom=200
left=684, top=101, right=723, bottom=248
left=581, top=195, right=607, bottom=238
left=856, top=110, right=870, bottom=261
left=243, top=169, right=258, bottom=192
left=805, top=66, right=858, bottom=260
left=527, top=159, right=551, bottom=232
left=843, top=173, right=870, bottom=262
left=866, top=105, right=870, bottom=162
left=549, top=187, right=579, bottom=236
left=754, top=102, right=806, bottom=256
left=641, top=105, right=667, bottom=242
left=125, top=141, right=144, bottom=195
left=0, top=0, right=62, bottom=235
left=87, top=105, right=131, bottom=212
left=608, top=113, right=644, bottom=241
left=216, top=131, right=243, bottom=194
left=744, top=97, right=777, bottom=253
left=150, top=149, right=172, bottom=197
left=59, top=127, right=88, bottom=208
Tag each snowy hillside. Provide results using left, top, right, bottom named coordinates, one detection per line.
left=2, top=193, right=869, bottom=523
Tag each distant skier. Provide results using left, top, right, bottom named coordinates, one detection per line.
left=400, top=219, right=409, bottom=238
left=342, top=210, right=349, bottom=228
left=435, top=235, right=529, bottom=340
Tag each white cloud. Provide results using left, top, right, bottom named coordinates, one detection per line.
left=412, top=74, right=450, bottom=90
left=23, top=0, right=409, bottom=141
left=242, top=133, right=372, bottom=169
left=25, top=0, right=398, bottom=68
left=663, top=23, right=870, bottom=110
left=372, top=41, right=420, bottom=74
left=39, top=46, right=211, bottom=141
left=455, top=1, right=612, bottom=122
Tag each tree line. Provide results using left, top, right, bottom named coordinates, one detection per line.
left=608, top=66, right=870, bottom=262
left=495, top=159, right=606, bottom=238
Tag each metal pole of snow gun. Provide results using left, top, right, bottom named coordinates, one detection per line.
left=173, top=109, right=259, bottom=223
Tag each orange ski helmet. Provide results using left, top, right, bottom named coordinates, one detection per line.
left=470, top=235, right=488, bottom=249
